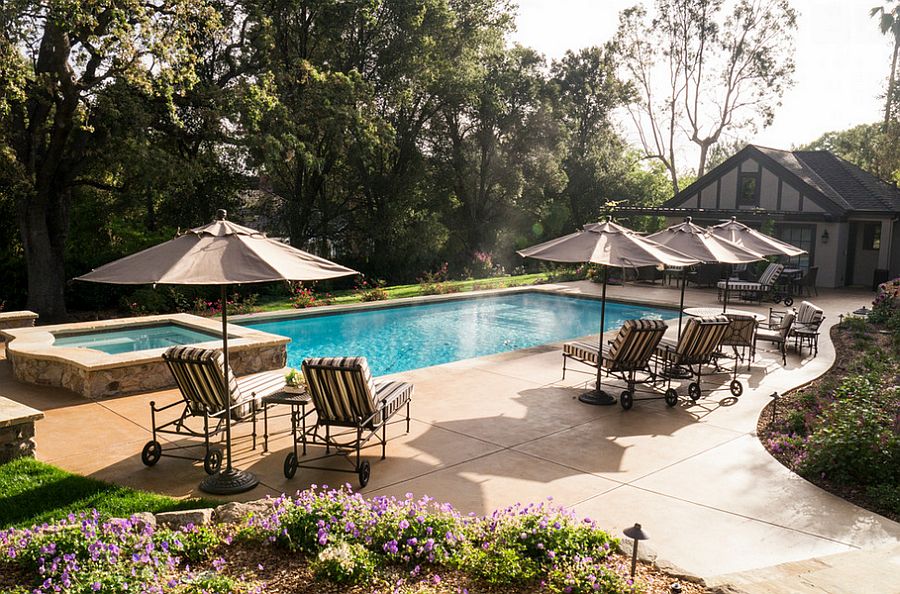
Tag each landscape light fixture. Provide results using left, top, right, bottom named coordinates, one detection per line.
left=670, top=582, right=683, bottom=594
left=623, top=523, right=649, bottom=578
left=820, top=229, right=829, bottom=244
left=770, top=392, right=780, bottom=423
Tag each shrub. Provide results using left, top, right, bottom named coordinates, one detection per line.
left=801, top=373, right=900, bottom=485
left=121, top=288, right=172, bottom=315
left=866, top=484, right=900, bottom=517
left=356, top=277, right=388, bottom=301
left=312, top=541, right=377, bottom=584
left=189, top=293, right=258, bottom=316
left=546, top=557, right=635, bottom=594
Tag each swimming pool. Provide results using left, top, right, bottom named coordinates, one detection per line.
left=52, top=323, right=223, bottom=355
left=242, top=292, right=676, bottom=376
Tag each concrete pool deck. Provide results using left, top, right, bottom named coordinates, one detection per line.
left=1, top=281, right=898, bottom=590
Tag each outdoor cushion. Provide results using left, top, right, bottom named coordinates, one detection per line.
left=303, top=356, right=412, bottom=428
left=795, top=301, right=824, bottom=330
left=163, top=346, right=283, bottom=419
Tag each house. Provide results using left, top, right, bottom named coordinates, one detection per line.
left=652, top=144, right=900, bottom=288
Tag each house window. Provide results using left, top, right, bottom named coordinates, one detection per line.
left=862, top=223, right=881, bottom=250
left=737, top=172, right=759, bottom=207
left=775, top=224, right=814, bottom=271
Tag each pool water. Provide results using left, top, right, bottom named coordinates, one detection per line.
left=242, top=292, right=675, bottom=376
left=52, top=324, right=221, bottom=355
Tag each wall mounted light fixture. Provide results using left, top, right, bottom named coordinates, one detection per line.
left=821, top=229, right=829, bottom=244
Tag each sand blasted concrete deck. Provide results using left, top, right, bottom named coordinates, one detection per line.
left=1, top=281, right=897, bottom=584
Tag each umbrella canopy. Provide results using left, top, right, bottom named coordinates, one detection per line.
left=518, top=220, right=698, bottom=268
left=518, top=220, right=698, bottom=406
left=75, top=210, right=358, bottom=496
left=708, top=216, right=806, bottom=257
left=76, top=214, right=357, bottom=285
left=647, top=217, right=764, bottom=337
left=646, top=218, right=763, bottom=264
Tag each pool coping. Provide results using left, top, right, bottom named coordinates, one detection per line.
left=1, top=313, right=289, bottom=372
left=230, top=283, right=682, bottom=325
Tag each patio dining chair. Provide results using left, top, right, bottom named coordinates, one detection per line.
left=793, top=267, right=818, bottom=297
left=562, top=319, right=669, bottom=410
left=654, top=315, right=736, bottom=400
left=141, top=346, right=285, bottom=474
left=791, top=301, right=824, bottom=356
left=718, top=313, right=759, bottom=370
left=755, top=311, right=796, bottom=365
left=283, top=356, right=412, bottom=487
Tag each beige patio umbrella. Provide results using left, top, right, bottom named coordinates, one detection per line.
left=518, top=219, right=699, bottom=405
left=708, top=216, right=807, bottom=257
left=76, top=210, right=358, bottom=495
left=647, top=217, right=764, bottom=337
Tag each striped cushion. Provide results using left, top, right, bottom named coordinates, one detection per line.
left=563, top=340, right=605, bottom=365
left=758, top=263, right=784, bottom=287
left=717, top=281, right=765, bottom=291
left=563, top=319, right=667, bottom=372
left=659, top=316, right=729, bottom=365
left=606, top=319, right=668, bottom=371
left=796, top=301, right=824, bottom=328
left=373, top=380, right=413, bottom=426
left=303, top=357, right=408, bottom=428
left=163, top=346, right=255, bottom=418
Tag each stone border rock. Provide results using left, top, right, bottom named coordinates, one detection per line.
left=0, top=396, right=43, bottom=463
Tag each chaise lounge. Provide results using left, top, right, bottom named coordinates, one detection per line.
left=141, top=346, right=285, bottom=474
left=283, top=356, right=412, bottom=487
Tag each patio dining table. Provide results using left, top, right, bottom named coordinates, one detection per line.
left=683, top=306, right=766, bottom=322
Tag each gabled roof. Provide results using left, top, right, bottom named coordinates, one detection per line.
left=663, top=144, right=900, bottom=216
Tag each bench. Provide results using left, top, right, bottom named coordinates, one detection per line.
left=0, top=396, right=43, bottom=463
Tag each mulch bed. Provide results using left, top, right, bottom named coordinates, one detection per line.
left=756, top=324, right=899, bottom=523
left=219, top=544, right=709, bottom=593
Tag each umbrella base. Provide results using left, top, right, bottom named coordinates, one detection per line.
left=199, top=468, right=259, bottom=495
left=578, top=389, right=617, bottom=406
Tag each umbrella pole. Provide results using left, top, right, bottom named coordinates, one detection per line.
left=579, top=265, right=616, bottom=406
left=677, top=267, right=687, bottom=341
left=199, top=286, right=260, bottom=495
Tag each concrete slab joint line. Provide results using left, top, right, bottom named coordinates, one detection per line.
left=6, top=283, right=897, bottom=585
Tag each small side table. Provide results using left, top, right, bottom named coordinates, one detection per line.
left=793, top=328, right=819, bottom=357
left=262, top=390, right=312, bottom=454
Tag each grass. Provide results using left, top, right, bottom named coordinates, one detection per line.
left=0, top=457, right=214, bottom=529
left=254, top=272, right=560, bottom=312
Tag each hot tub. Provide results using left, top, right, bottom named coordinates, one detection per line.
left=2, top=313, right=289, bottom=399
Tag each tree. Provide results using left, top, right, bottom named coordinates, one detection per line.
left=617, top=0, right=797, bottom=192
left=550, top=45, right=634, bottom=227
left=872, top=3, right=900, bottom=129
left=1, top=1, right=218, bottom=320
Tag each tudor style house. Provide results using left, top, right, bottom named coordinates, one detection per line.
left=656, top=144, right=900, bottom=289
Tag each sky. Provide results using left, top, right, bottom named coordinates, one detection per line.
left=511, top=0, right=892, bottom=153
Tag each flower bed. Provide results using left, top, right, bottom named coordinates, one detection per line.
left=758, top=318, right=900, bottom=521
left=0, top=486, right=707, bottom=594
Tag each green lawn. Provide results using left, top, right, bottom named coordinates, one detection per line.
left=0, top=457, right=214, bottom=529
left=255, top=271, right=564, bottom=312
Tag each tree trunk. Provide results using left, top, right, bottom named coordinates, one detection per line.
left=697, top=141, right=710, bottom=178
left=885, top=38, right=899, bottom=130
left=19, top=194, right=69, bottom=322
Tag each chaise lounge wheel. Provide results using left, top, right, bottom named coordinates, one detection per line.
left=141, top=440, right=161, bottom=467
left=203, top=447, right=223, bottom=475
left=357, top=460, right=371, bottom=488
left=688, top=382, right=701, bottom=401
left=665, top=388, right=679, bottom=407
left=283, top=452, right=298, bottom=479
left=620, top=390, right=634, bottom=410
left=783, top=297, right=794, bottom=307
left=730, top=379, right=743, bottom=397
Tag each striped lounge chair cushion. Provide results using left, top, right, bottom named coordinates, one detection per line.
left=563, top=319, right=667, bottom=371
left=303, top=357, right=412, bottom=428
left=716, top=264, right=784, bottom=291
left=658, top=315, right=729, bottom=365
left=563, top=340, right=605, bottom=365
left=795, top=301, right=824, bottom=329
left=163, top=346, right=255, bottom=419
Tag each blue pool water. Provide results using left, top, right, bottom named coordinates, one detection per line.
left=242, top=292, right=675, bottom=376
left=53, top=324, right=221, bottom=355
